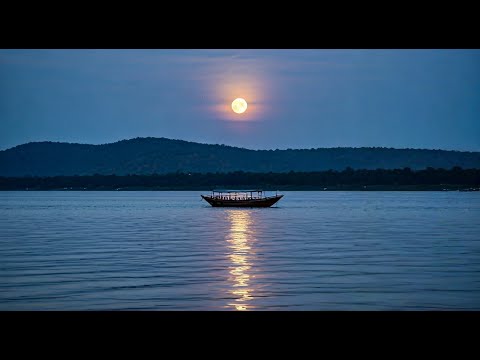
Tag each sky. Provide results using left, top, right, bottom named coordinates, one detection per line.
left=1, top=49, right=479, bottom=151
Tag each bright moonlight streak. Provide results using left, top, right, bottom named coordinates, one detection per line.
left=231, top=98, right=248, bottom=114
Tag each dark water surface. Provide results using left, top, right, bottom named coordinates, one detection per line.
left=1, top=191, right=479, bottom=310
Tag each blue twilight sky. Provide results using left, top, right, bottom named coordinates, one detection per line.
left=1, top=49, right=479, bottom=151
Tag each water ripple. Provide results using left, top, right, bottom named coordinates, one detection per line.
left=0, top=191, right=479, bottom=310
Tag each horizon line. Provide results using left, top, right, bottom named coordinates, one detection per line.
left=1, top=136, right=479, bottom=153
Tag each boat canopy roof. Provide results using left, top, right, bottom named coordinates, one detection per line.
left=212, top=189, right=263, bottom=193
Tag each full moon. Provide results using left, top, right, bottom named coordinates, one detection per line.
left=231, top=98, right=248, bottom=114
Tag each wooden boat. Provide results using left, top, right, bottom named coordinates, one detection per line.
left=201, top=189, right=283, bottom=207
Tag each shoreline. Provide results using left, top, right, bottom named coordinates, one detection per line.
left=1, top=169, right=478, bottom=192
left=2, top=186, right=478, bottom=192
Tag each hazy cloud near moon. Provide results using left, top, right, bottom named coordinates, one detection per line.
left=1, top=49, right=479, bottom=151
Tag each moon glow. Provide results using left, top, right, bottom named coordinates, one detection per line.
left=231, top=98, right=248, bottom=114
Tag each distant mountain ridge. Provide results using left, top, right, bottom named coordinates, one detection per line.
left=1, top=137, right=479, bottom=176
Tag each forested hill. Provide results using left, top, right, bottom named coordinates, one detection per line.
left=1, top=137, right=479, bottom=176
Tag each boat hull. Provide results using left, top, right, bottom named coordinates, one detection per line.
left=201, top=194, right=283, bottom=207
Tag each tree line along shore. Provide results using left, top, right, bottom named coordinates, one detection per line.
left=0, top=167, right=479, bottom=191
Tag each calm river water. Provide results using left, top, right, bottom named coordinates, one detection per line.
left=0, top=191, right=479, bottom=310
